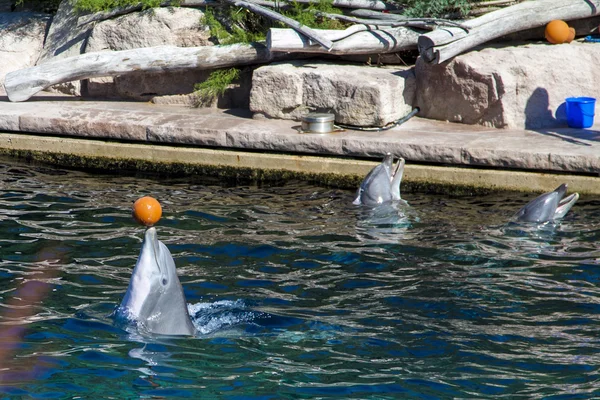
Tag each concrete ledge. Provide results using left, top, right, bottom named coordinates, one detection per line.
left=1, top=132, right=600, bottom=195
left=0, top=98, right=599, bottom=177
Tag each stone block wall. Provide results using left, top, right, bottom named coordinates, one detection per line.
left=416, top=42, right=600, bottom=129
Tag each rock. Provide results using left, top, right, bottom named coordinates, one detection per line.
left=82, top=70, right=213, bottom=101
left=86, top=7, right=211, bottom=50
left=249, top=61, right=416, bottom=127
left=0, top=12, right=51, bottom=95
left=416, top=42, right=600, bottom=129
left=37, top=0, right=94, bottom=96
left=84, top=7, right=212, bottom=100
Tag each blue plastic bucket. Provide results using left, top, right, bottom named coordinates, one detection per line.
left=565, top=97, right=596, bottom=128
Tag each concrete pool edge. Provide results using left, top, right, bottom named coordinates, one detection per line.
left=1, top=132, right=599, bottom=195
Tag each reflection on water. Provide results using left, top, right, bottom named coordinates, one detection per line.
left=1, top=157, right=600, bottom=398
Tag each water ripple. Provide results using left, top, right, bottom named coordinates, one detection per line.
left=0, top=159, right=600, bottom=398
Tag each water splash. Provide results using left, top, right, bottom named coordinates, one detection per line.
left=188, top=299, right=266, bottom=335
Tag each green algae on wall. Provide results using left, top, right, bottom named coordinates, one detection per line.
left=0, top=147, right=499, bottom=196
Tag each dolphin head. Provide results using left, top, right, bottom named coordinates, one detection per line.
left=353, top=153, right=405, bottom=206
left=514, top=184, right=579, bottom=223
left=118, top=227, right=195, bottom=336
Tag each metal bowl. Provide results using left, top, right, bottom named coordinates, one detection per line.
left=301, top=113, right=335, bottom=133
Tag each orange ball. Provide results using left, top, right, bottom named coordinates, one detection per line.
left=566, top=27, right=576, bottom=43
left=545, top=20, right=570, bottom=44
left=132, top=196, right=162, bottom=226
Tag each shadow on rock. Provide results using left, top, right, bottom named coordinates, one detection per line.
left=524, top=87, right=599, bottom=145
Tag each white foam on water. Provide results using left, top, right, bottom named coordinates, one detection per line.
left=187, top=299, right=246, bottom=314
left=188, top=299, right=260, bottom=335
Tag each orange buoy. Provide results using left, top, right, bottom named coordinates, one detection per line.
left=132, top=196, right=162, bottom=226
left=545, top=20, right=570, bottom=44
left=566, top=27, right=576, bottom=43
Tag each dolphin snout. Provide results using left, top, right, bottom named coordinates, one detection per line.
left=143, top=227, right=161, bottom=273
left=554, top=183, right=568, bottom=198
left=144, top=226, right=158, bottom=242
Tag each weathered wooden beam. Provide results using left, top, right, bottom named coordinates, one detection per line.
left=347, top=9, right=403, bottom=20
left=471, top=0, right=519, bottom=7
left=316, top=11, right=469, bottom=30
left=418, top=0, right=600, bottom=64
left=268, top=25, right=420, bottom=54
left=4, top=44, right=274, bottom=102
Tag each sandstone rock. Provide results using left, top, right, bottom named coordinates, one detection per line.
left=84, top=7, right=212, bottom=100
left=249, top=61, right=416, bottom=127
left=37, top=0, right=94, bottom=96
left=0, top=12, right=51, bottom=95
left=416, top=42, right=600, bottom=129
left=82, top=70, right=213, bottom=101
left=86, top=7, right=211, bottom=51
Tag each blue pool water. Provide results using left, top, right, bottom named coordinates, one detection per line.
left=1, top=158, right=600, bottom=399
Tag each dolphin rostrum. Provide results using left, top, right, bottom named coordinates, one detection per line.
left=117, top=227, right=196, bottom=336
left=513, top=183, right=579, bottom=223
left=353, top=153, right=405, bottom=206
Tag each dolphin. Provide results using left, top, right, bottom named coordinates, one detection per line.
left=513, top=183, right=579, bottom=223
left=353, top=153, right=405, bottom=206
left=117, top=227, right=196, bottom=336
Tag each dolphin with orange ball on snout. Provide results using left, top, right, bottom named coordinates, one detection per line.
left=115, top=197, right=196, bottom=336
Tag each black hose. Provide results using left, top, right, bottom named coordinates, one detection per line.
left=335, top=107, right=420, bottom=132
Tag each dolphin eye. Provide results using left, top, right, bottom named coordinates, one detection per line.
left=162, top=278, right=168, bottom=285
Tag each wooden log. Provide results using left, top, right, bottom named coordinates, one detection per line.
left=4, top=44, right=274, bottom=102
left=347, top=9, right=404, bottom=20
left=316, top=11, right=469, bottom=30
left=268, top=25, right=420, bottom=54
left=471, top=0, right=519, bottom=7
left=419, top=0, right=600, bottom=64
left=468, top=6, right=502, bottom=17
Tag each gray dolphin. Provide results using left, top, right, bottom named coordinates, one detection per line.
left=353, top=153, right=405, bottom=206
left=117, top=227, right=196, bottom=336
left=513, top=183, right=579, bottom=223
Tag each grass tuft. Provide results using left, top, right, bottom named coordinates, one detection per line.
left=193, top=68, right=241, bottom=106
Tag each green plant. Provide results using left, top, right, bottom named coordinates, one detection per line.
left=193, top=68, right=241, bottom=105
left=74, top=0, right=169, bottom=13
left=201, top=0, right=347, bottom=45
left=398, top=0, right=472, bottom=18
left=281, top=0, right=346, bottom=30
left=201, top=7, right=266, bottom=45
